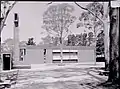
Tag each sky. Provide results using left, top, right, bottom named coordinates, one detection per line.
left=1, top=1, right=108, bottom=44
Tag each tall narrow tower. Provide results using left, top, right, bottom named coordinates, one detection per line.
left=13, top=13, right=19, bottom=64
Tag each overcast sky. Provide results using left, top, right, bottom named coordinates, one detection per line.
left=1, top=1, right=108, bottom=44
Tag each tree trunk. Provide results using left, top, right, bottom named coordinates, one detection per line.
left=108, top=7, right=119, bottom=84
left=94, top=29, right=97, bottom=65
left=102, top=2, right=110, bottom=71
left=0, top=35, right=2, bottom=71
left=104, top=21, right=110, bottom=71
left=0, top=33, right=2, bottom=82
left=60, top=36, right=63, bottom=64
left=0, top=1, right=2, bottom=71
left=60, top=42, right=63, bottom=64
left=93, top=20, right=97, bottom=65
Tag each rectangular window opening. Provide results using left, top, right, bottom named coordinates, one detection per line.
left=20, top=49, right=26, bottom=61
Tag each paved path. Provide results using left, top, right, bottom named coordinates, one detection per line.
left=10, top=64, right=107, bottom=89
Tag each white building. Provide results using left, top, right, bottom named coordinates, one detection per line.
left=12, top=45, right=96, bottom=69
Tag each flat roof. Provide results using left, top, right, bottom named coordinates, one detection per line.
left=20, top=45, right=95, bottom=50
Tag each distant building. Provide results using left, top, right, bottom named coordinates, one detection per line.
left=12, top=45, right=96, bottom=69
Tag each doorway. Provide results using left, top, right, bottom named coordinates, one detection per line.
left=3, top=54, right=11, bottom=70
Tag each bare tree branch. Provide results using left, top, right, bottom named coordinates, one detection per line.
left=1, top=1, right=17, bottom=31
left=74, top=2, right=104, bottom=25
left=46, top=2, right=107, bottom=26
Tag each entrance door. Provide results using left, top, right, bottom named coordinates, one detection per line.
left=3, top=54, right=11, bottom=70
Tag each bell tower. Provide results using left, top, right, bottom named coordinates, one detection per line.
left=13, top=13, right=20, bottom=64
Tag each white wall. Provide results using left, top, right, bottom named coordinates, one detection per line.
left=25, top=49, right=44, bottom=64
left=78, top=50, right=95, bottom=63
left=14, top=47, right=95, bottom=66
left=46, top=49, right=52, bottom=63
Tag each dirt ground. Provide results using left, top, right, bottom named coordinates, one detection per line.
left=9, top=64, right=110, bottom=89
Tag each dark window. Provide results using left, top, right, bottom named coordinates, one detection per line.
left=44, top=49, right=46, bottom=55
left=20, top=49, right=23, bottom=56
left=20, top=49, right=26, bottom=56
left=63, top=59, right=78, bottom=61
left=20, top=57, right=23, bottom=61
left=52, top=52, right=78, bottom=54
left=52, top=60, right=61, bottom=63
left=24, top=49, right=26, bottom=55
left=63, top=59, right=78, bottom=63
left=44, top=49, right=46, bottom=62
left=20, top=49, right=26, bottom=61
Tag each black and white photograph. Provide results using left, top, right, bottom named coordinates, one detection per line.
left=0, top=0, right=119, bottom=89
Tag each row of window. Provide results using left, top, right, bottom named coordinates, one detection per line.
left=52, top=59, right=78, bottom=63
left=19, top=49, right=78, bottom=62
left=19, top=49, right=78, bottom=56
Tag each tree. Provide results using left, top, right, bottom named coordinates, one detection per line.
left=0, top=1, right=17, bottom=31
left=46, top=0, right=110, bottom=67
left=82, top=33, right=88, bottom=46
left=63, top=39, right=68, bottom=46
left=42, top=3, right=76, bottom=64
left=76, top=2, right=104, bottom=46
left=19, top=41, right=27, bottom=46
left=108, top=7, right=119, bottom=84
left=96, top=30, right=104, bottom=55
left=52, top=37, right=60, bottom=46
left=0, top=1, right=17, bottom=71
left=87, top=32, right=94, bottom=46
left=67, top=32, right=94, bottom=46
left=1, top=38, right=14, bottom=52
left=67, top=34, right=76, bottom=46
left=26, top=38, right=36, bottom=45
left=1, top=38, right=27, bottom=52
left=46, top=1, right=120, bottom=86
left=75, top=2, right=110, bottom=70
left=75, top=34, right=83, bottom=46
left=41, top=35, right=53, bottom=45
left=67, top=35, right=72, bottom=46
left=41, top=35, right=60, bottom=46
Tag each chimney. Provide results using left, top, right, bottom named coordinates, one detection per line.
left=13, top=13, right=20, bottom=64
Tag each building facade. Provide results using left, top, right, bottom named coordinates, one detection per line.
left=12, top=45, right=96, bottom=68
